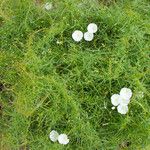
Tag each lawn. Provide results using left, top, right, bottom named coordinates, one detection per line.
left=0, top=0, right=150, bottom=149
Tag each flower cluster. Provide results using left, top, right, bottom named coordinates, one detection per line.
left=111, top=87, right=132, bottom=114
left=49, top=130, right=69, bottom=145
left=72, top=23, right=98, bottom=42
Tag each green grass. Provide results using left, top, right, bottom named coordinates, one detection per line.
left=0, top=0, right=150, bottom=149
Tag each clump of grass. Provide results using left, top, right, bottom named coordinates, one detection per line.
left=0, top=0, right=150, bottom=149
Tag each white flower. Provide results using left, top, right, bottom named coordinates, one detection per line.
left=84, top=32, right=94, bottom=41
left=120, top=87, right=132, bottom=100
left=49, top=130, right=59, bottom=142
left=72, top=30, right=83, bottom=42
left=111, top=94, right=120, bottom=106
left=87, top=23, right=98, bottom=33
left=118, top=96, right=130, bottom=106
left=44, top=2, right=53, bottom=10
left=117, top=105, right=128, bottom=114
left=58, top=134, right=69, bottom=145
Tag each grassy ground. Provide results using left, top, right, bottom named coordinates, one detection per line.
left=0, top=0, right=150, bottom=149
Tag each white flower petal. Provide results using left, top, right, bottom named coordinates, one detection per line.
left=84, top=32, right=94, bottom=41
left=72, top=30, right=83, bottom=42
left=120, top=87, right=132, bottom=100
left=111, top=94, right=120, bottom=106
left=49, top=130, right=59, bottom=142
left=44, top=3, right=53, bottom=10
left=58, top=134, right=69, bottom=145
left=117, top=105, right=128, bottom=114
left=87, top=23, right=98, bottom=33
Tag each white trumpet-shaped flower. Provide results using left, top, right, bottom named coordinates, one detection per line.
left=117, top=105, right=128, bottom=114
left=58, top=134, right=69, bottom=145
left=49, top=130, right=59, bottom=142
left=87, top=23, right=98, bottom=33
left=120, top=87, right=132, bottom=100
left=111, top=94, right=120, bottom=106
left=72, top=30, right=83, bottom=42
left=84, top=32, right=94, bottom=41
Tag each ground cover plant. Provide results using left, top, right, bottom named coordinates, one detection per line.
left=0, top=0, right=150, bottom=149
